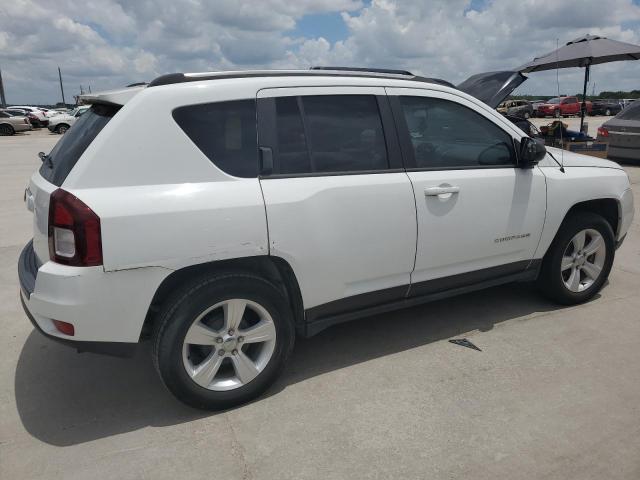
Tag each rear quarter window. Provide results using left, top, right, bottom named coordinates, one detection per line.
left=39, top=104, right=119, bottom=186
left=172, top=100, right=258, bottom=178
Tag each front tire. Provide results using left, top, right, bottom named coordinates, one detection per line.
left=0, top=124, right=14, bottom=136
left=605, top=108, right=611, bottom=116
left=153, top=273, right=295, bottom=410
left=55, top=124, right=69, bottom=134
left=554, top=109, right=561, bottom=118
left=537, top=212, right=615, bottom=305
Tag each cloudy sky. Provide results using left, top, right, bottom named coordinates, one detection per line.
left=1, top=0, right=640, bottom=104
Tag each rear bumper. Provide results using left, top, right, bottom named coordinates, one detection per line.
left=20, top=293, right=136, bottom=357
left=607, top=144, right=640, bottom=162
left=18, top=240, right=170, bottom=356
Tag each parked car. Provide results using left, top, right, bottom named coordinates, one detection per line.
left=47, top=105, right=90, bottom=134
left=10, top=106, right=49, bottom=127
left=529, top=99, right=546, bottom=110
left=620, top=99, right=637, bottom=109
left=536, top=96, right=592, bottom=117
left=4, top=108, right=40, bottom=127
left=19, top=68, right=634, bottom=410
left=498, top=100, right=534, bottom=118
left=0, top=111, right=32, bottom=135
left=597, top=100, right=640, bottom=162
left=590, top=100, right=622, bottom=116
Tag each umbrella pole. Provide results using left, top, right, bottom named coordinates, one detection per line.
left=580, top=64, right=590, bottom=133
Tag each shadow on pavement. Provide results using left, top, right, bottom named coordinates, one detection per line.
left=15, top=281, right=571, bottom=446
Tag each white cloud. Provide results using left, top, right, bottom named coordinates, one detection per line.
left=0, top=0, right=639, bottom=104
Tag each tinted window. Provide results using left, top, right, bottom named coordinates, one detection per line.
left=39, top=104, right=118, bottom=186
left=275, top=97, right=310, bottom=174
left=274, top=95, right=388, bottom=175
left=399, top=96, right=515, bottom=168
left=173, top=100, right=257, bottom=178
left=617, top=101, right=640, bottom=120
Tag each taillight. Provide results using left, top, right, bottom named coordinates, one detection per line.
left=597, top=127, right=609, bottom=137
left=52, top=320, right=75, bottom=336
left=48, top=189, right=102, bottom=266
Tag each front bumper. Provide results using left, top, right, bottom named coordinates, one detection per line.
left=18, top=240, right=170, bottom=357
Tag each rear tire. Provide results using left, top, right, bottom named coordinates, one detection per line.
left=523, top=111, right=530, bottom=119
left=153, top=272, right=295, bottom=410
left=537, top=212, right=615, bottom=305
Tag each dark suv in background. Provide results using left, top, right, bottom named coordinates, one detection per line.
left=591, top=100, right=623, bottom=116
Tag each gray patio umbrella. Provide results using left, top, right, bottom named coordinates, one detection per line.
left=516, top=34, right=640, bottom=132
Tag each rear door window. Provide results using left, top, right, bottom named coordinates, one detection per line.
left=173, top=100, right=258, bottom=178
left=272, top=95, right=388, bottom=175
left=39, top=104, right=119, bottom=186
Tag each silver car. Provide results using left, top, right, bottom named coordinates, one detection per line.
left=0, top=110, right=33, bottom=135
left=598, top=101, right=640, bottom=163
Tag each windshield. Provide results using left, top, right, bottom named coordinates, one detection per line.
left=546, top=98, right=561, bottom=104
left=39, top=104, right=119, bottom=186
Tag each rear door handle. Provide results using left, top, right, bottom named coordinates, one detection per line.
left=424, top=185, right=460, bottom=196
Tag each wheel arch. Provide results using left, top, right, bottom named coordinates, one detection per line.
left=563, top=198, right=621, bottom=238
left=0, top=122, right=15, bottom=134
left=141, top=255, right=305, bottom=340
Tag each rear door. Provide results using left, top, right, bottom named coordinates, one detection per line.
left=257, top=86, right=417, bottom=320
left=387, top=88, right=546, bottom=294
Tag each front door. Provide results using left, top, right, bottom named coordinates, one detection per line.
left=386, top=88, right=547, bottom=295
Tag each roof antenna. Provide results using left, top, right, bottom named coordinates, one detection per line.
left=555, top=38, right=565, bottom=173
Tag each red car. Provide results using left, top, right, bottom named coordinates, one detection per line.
left=537, top=96, right=592, bottom=118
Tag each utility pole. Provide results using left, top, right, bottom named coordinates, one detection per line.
left=0, top=68, right=6, bottom=108
left=58, top=66, right=66, bottom=106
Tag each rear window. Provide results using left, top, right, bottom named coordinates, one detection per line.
left=39, top=104, right=118, bottom=186
left=616, top=101, right=640, bottom=120
left=172, top=100, right=258, bottom=178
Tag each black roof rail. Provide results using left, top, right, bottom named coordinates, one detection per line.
left=147, top=69, right=457, bottom=89
left=310, top=66, right=414, bottom=76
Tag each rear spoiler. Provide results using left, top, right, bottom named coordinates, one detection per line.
left=79, top=85, right=146, bottom=107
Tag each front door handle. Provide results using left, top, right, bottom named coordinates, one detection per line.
left=424, top=185, right=460, bottom=196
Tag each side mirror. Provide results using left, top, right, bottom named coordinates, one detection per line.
left=519, top=137, right=546, bottom=168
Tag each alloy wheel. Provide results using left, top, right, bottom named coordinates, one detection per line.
left=561, top=229, right=606, bottom=293
left=182, top=299, right=277, bottom=391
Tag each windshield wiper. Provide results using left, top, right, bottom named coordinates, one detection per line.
left=38, top=151, right=53, bottom=169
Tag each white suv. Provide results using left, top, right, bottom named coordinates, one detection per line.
left=19, top=68, right=634, bottom=410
